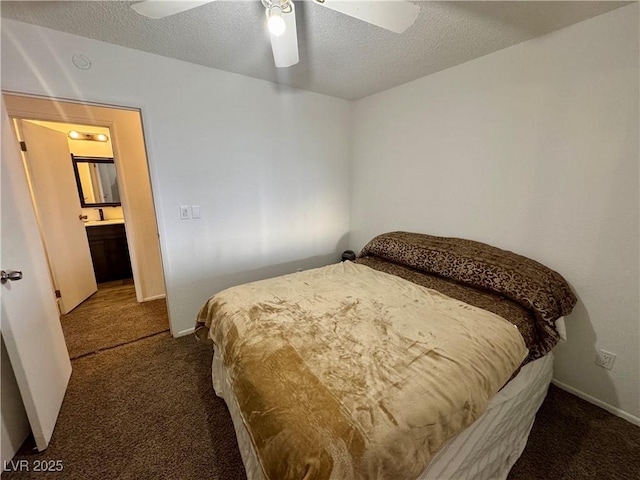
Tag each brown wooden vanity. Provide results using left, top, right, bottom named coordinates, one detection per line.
left=85, top=222, right=133, bottom=283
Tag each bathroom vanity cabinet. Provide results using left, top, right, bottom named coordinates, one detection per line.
left=85, top=223, right=133, bottom=283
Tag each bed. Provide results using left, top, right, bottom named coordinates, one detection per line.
left=196, top=231, right=576, bottom=480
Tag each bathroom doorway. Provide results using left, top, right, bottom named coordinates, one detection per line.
left=15, top=118, right=133, bottom=314
left=5, top=93, right=171, bottom=357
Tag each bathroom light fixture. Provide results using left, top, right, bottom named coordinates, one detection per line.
left=68, top=130, right=109, bottom=142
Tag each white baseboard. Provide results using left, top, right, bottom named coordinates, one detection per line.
left=551, top=379, right=640, bottom=427
left=175, top=327, right=195, bottom=338
left=141, top=294, right=166, bottom=302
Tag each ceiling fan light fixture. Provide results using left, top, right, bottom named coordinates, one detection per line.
left=267, top=5, right=286, bottom=37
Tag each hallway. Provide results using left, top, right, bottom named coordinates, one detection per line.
left=60, top=280, right=169, bottom=359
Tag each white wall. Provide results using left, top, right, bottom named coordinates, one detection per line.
left=1, top=20, right=352, bottom=335
left=351, top=4, right=639, bottom=421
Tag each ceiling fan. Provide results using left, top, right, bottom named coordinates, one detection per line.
left=130, top=0, right=420, bottom=68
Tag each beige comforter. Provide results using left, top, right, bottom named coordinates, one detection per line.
left=197, top=262, right=528, bottom=480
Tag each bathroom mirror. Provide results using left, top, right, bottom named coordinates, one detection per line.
left=71, top=155, right=121, bottom=207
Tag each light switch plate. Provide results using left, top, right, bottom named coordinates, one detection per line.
left=192, top=205, right=201, bottom=219
left=180, top=206, right=190, bottom=219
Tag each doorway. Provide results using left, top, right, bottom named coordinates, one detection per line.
left=4, top=93, right=171, bottom=357
left=15, top=119, right=133, bottom=309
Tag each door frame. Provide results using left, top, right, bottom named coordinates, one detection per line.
left=3, top=92, right=168, bottom=313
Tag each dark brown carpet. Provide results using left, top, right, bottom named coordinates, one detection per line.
left=5, top=333, right=245, bottom=480
left=61, top=281, right=170, bottom=359
left=5, top=333, right=639, bottom=479
left=509, top=383, right=640, bottom=480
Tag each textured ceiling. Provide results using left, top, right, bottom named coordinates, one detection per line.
left=0, top=1, right=630, bottom=100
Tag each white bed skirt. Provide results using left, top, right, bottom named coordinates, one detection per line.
left=212, top=350, right=553, bottom=480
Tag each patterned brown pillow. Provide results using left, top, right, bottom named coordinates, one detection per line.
left=358, top=232, right=577, bottom=354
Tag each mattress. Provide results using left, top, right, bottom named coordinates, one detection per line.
left=199, top=262, right=528, bottom=479
left=198, top=232, right=575, bottom=479
left=419, top=352, right=553, bottom=479
left=212, top=348, right=553, bottom=480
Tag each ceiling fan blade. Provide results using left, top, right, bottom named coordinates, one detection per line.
left=316, top=0, right=420, bottom=33
left=269, top=3, right=299, bottom=68
left=130, top=1, right=214, bottom=19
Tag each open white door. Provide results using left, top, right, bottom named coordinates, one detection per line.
left=1, top=99, right=71, bottom=450
left=19, top=120, right=97, bottom=314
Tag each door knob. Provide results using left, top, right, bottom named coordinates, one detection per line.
left=1, top=270, right=23, bottom=284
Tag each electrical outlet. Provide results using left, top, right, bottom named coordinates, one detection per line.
left=595, top=349, right=616, bottom=370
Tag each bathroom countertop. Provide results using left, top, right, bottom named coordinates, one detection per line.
left=84, top=219, right=125, bottom=227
